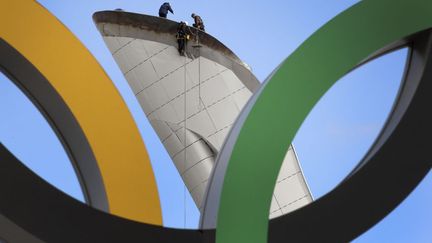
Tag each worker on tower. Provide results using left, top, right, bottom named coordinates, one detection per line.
left=159, top=2, right=174, bottom=18
left=191, top=13, right=205, bottom=32
left=176, top=21, right=190, bottom=56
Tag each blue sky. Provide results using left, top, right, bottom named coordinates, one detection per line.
left=0, top=0, right=430, bottom=241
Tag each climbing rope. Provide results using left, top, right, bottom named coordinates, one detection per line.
left=190, top=26, right=203, bottom=112
left=198, top=40, right=202, bottom=112
left=183, top=52, right=187, bottom=228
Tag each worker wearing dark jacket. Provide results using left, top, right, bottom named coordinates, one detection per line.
left=191, top=13, right=205, bottom=32
left=159, top=2, right=174, bottom=18
left=176, top=22, right=189, bottom=55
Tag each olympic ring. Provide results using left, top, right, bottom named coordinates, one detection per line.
left=208, top=0, right=432, bottom=242
left=0, top=0, right=162, bottom=225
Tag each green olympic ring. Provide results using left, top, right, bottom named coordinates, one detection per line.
left=211, top=0, right=432, bottom=242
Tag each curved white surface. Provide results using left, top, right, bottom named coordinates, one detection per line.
left=96, top=16, right=312, bottom=218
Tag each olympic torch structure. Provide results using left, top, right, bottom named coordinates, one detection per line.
left=93, top=11, right=312, bottom=218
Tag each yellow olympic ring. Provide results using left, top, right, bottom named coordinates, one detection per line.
left=0, top=0, right=162, bottom=225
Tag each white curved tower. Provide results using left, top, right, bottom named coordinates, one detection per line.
left=94, top=10, right=312, bottom=218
